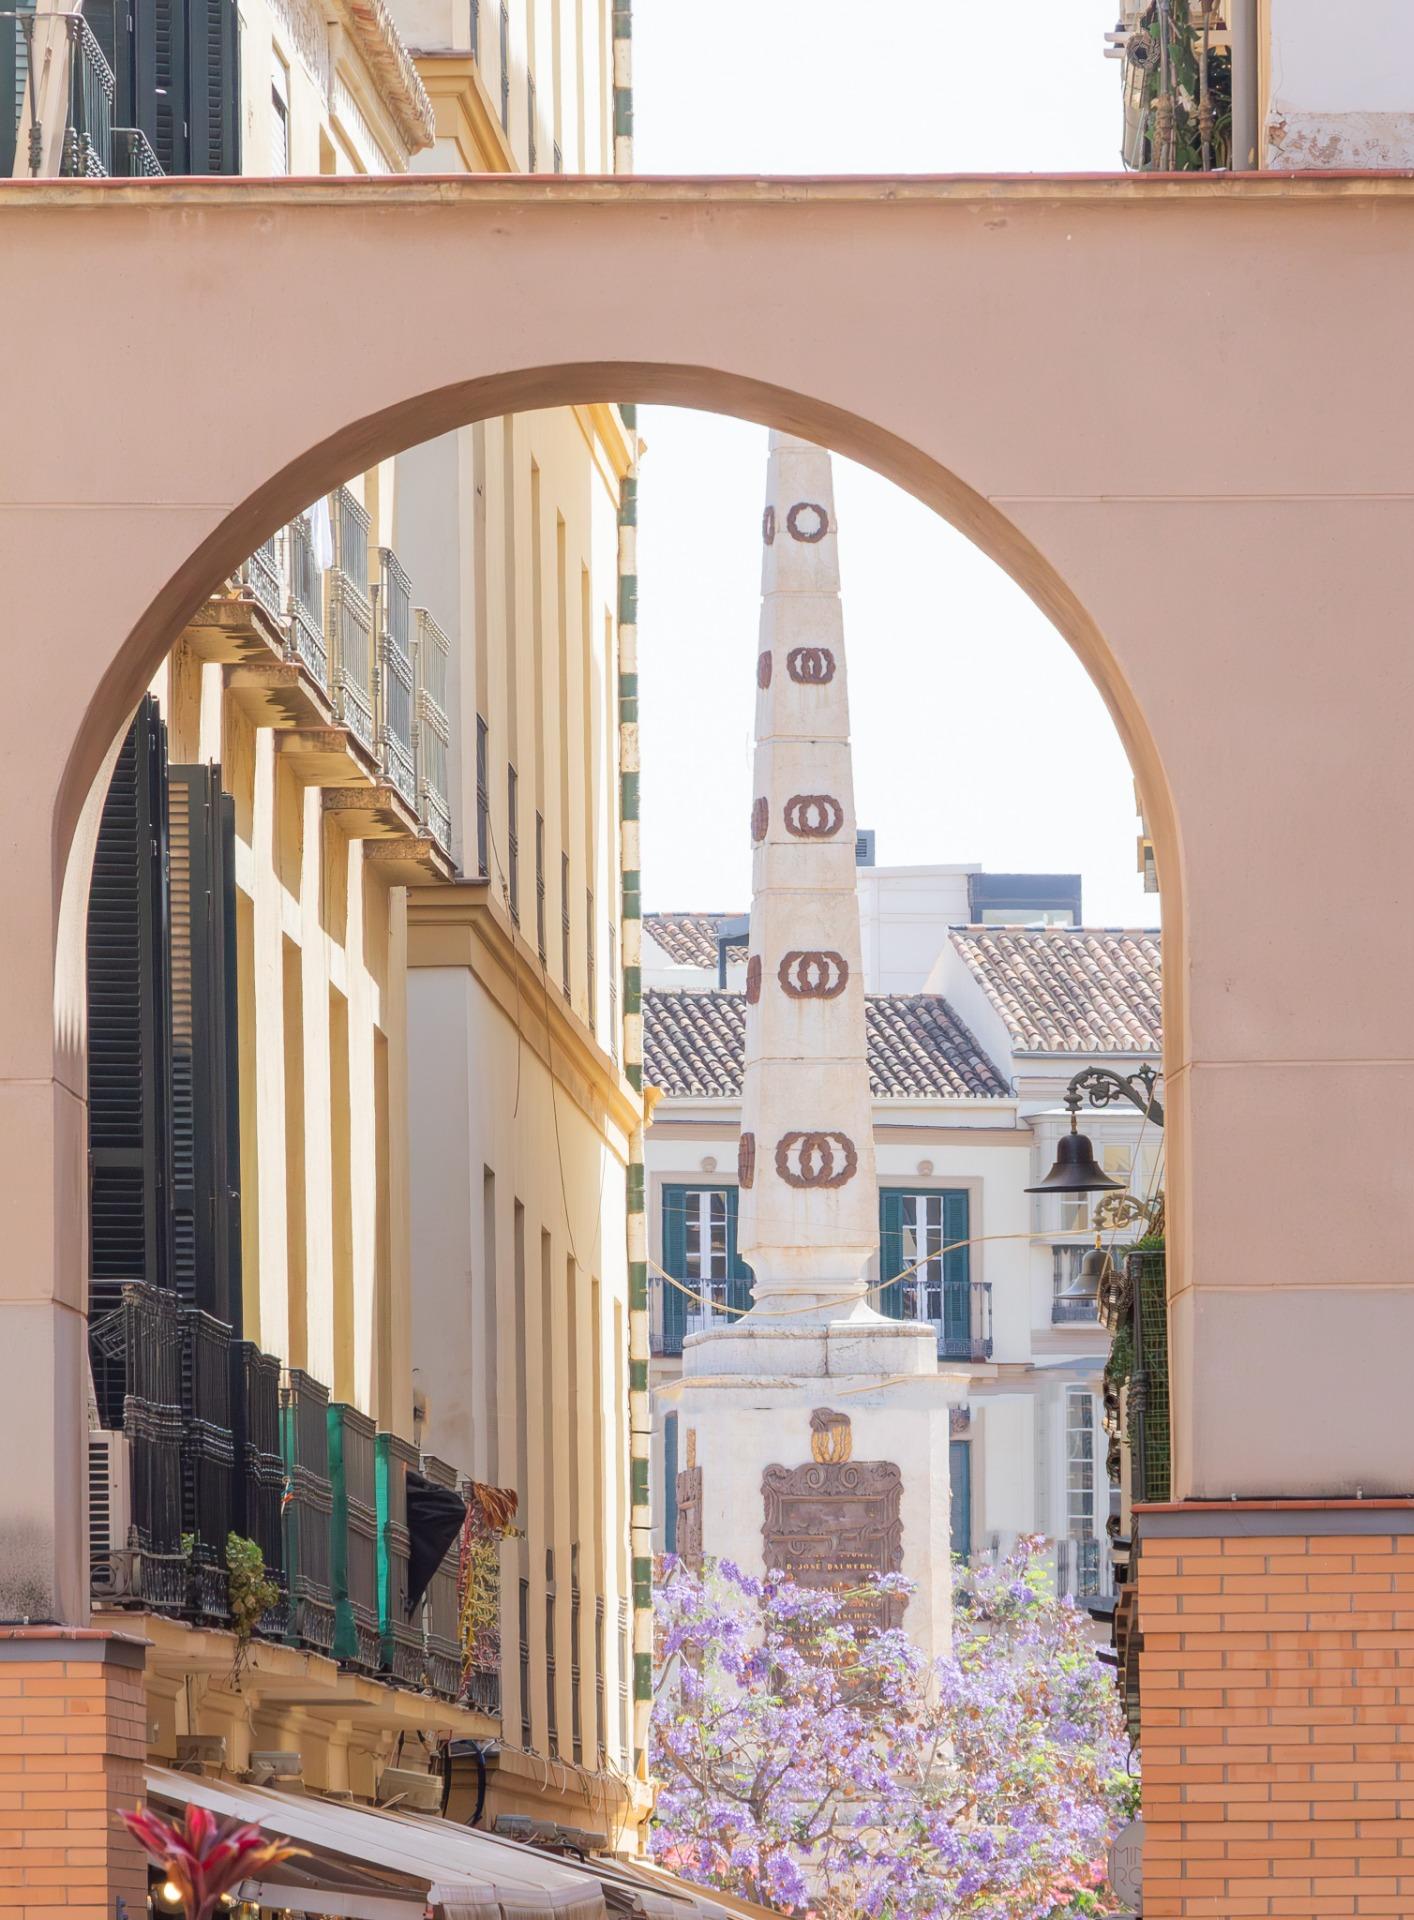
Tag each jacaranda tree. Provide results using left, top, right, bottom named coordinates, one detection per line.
left=650, top=1536, right=1133, bottom=1919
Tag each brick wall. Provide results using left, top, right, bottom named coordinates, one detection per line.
left=0, top=1628, right=148, bottom=1920
left=1138, top=1502, right=1414, bottom=1920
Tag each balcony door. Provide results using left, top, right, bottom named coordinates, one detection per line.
left=879, top=1189, right=970, bottom=1350
left=660, top=1184, right=753, bottom=1352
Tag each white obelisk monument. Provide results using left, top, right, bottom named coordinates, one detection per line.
left=663, top=433, right=964, bottom=1662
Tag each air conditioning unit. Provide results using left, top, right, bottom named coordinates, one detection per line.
left=855, top=828, right=876, bottom=867
left=88, top=1431, right=135, bottom=1599
left=376, top=1767, right=442, bottom=1812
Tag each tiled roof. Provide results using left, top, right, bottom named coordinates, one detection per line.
left=949, top=927, right=1161, bottom=1054
left=643, top=989, right=1011, bottom=1100
left=644, top=913, right=749, bottom=968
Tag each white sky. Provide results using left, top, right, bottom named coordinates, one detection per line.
left=630, top=0, right=1158, bottom=929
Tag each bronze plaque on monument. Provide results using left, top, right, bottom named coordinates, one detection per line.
left=762, top=1410, right=904, bottom=1631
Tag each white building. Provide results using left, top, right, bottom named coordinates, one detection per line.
left=642, top=885, right=1162, bottom=1602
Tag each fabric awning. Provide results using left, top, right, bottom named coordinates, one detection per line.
left=145, top=1766, right=607, bottom=1920
left=427, top=1828, right=738, bottom=1920
left=611, top=1862, right=785, bottom=1920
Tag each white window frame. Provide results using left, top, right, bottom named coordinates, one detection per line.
left=683, top=1189, right=730, bottom=1315
left=271, top=51, right=291, bottom=175
left=900, top=1193, right=948, bottom=1323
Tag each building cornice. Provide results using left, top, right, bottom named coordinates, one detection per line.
left=407, top=881, right=642, bottom=1144
left=336, top=0, right=436, bottom=153
left=412, top=51, right=514, bottom=171
left=14, top=171, right=1414, bottom=210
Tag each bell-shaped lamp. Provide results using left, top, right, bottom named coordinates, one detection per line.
left=1058, top=1238, right=1112, bottom=1311
left=1026, top=1116, right=1126, bottom=1196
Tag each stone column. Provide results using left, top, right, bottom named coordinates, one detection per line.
left=737, top=433, right=880, bottom=1323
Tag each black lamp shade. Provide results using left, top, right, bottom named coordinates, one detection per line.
left=1025, top=1126, right=1125, bottom=1196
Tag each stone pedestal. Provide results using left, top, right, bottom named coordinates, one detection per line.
left=662, top=1321, right=968, bottom=1664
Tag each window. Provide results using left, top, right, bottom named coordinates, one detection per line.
left=499, top=1, right=510, bottom=131
left=880, top=1189, right=973, bottom=1356
left=561, top=851, right=571, bottom=999
left=506, top=765, right=519, bottom=922
left=658, top=1185, right=751, bottom=1355
left=535, top=813, right=547, bottom=961
left=527, top=73, right=537, bottom=171
left=1052, top=1244, right=1097, bottom=1322
left=1066, top=1388, right=1099, bottom=1596
left=585, top=889, right=596, bottom=1038
left=607, top=916, right=617, bottom=1062
left=475, top=716, right=489, bottom=877
left=271, top=55, right=290, bottom=174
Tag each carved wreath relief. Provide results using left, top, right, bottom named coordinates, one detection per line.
left=777, top=950, right=849, bottom=999
left=751, top=797, right=769, bottom=844
left=762, top=505, right=777, bottom=546
left=738, top=1131, right=757, bottom=1189
left=756, top=651, right=773, bottom=689
left=786, top=646, right=836, bottom=685
left=763, top=1410, right=905, bottom=1633
left=783, top=794, right=844, bottom=839
left=775, top=1130, right=859, bottom=1189
left=744, top=955, right=763, bottom=1005
left=786, top=501, right=829, bottom=544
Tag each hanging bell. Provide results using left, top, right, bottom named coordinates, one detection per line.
left=1026, top=1115, right=1125, bottom=1196
left=1058, top=1238, right=1112, bottom=1309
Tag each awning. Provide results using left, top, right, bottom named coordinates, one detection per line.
left=145, top=1766, right=607, bottom=1920
left=611, top=1863, right=785, bottom=1920
left=428, top=1828, right=740, bottom=1920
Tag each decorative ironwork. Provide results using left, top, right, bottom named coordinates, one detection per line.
left=785, top=501, right=829, bottom=543
left=744, top=955, right=763, bottom=1004
left=1094, top=1189, right=1166, bottom=1237
left=810, top=1408, right=852, bottom=1465
left=786, top=646, right=836, bottom=685
left=1063, top=1062, right=1164, bottom=1129
left=778, top=949, right=848, bottom=999
left=775, top=1130, right=858, bottom=1189
left=761, top=505, right=776, bottom=545
left=737, top=1131, right=756, bottom=1189
left=751, top=796, right=768, bottom=844
left=756, top=650, right=772, bottom=688
left=783, top=793, right=844, bottom=839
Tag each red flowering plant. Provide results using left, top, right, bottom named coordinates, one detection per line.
left=120, top=1802, right=304, bottom=1920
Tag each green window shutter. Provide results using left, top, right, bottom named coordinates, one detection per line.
left=942, top=1189, right=971, bottom=1352
left=878, top=1189, right=906, bottom=1319
left=663, top=1414, right=678, bottom=1554
left=949, top=1437, right=972, bottom=1561
left=87, top=697, right=172, bottom=1315
left=725, top=1187, right=753, bottom=1316
left=143, top=0, right=186, bottom=173
left=659, top=1186, right=688, bottom=1355
left=168, top=765, right=242, bottom=1329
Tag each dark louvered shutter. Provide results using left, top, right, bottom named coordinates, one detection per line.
left=659, top=1187, right=688, bottom=1356
left=144, top=0, right=186, bottom=172
left=187, top=0, right=239, bottom=174
left=87, top=698, right=171, bottom=1312
left=168, top=765, right=242, bottom=1329
left=724, top=1187, right=753, bottom=1316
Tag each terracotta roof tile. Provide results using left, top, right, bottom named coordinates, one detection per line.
left=643, top=989, right=1011, bottom=1100
left=949, top=926, right=1161, bottom=1054
left=644, top=914, right=749, bottom=969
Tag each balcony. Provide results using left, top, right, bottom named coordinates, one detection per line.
left=375, top=548, right=416, bottom=811
left=930, top=1281, right=993, bottom=1363
left=415, top=608, right=453, bottom=852
left=329, top=487, right=376, bottom=756
left=1052, top=1295, right=1100, bottom=1326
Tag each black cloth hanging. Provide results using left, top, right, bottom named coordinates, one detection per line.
left=405, top=1471, right=468, bottom=1616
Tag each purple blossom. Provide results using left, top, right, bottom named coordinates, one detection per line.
left=649, top=1539, right=1130, bottom=1920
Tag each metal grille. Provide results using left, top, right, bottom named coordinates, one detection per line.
left=414, top=608, right=452, bottom=850
left=586, top=891, right=596, bottom=1037
left=570, top=1579, right=582, bottom=1761
left=375, top=548, right=415, bottom=805
left=475, top=716, right=490, bottom=877
left=111, top=126, right=163, bottom=175
left=286, top=513, right=328, bottom=689
left=419, top=1454, right=463, bottom=1699
left=595, top=1595, right=606, bottom=1765
left=519, top=1576, right=531, bottom=1744
left=561, top=853, right=571, bottom=999
left=61, top=15, right=112, bottom=176
left=236, top=534, right=283, bottom=626
left=1128, top=1247, right=1171, bottom=1502
left=281, top=1369, right=335, bottom=1653
left=331, top=1403, right=381, bottom=1672
left=507, top=766, right=519, bottom=921
left=377, top=1430, right=423, bottom=1684
left=535, top=814, right=547, bottom=961
left=328, top=489, right=374, bottom=752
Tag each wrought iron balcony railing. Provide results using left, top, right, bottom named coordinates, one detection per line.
left=415, top=608, right=452, bottom=852
left=1, top=11, right=162, bottom=179
left=932, top=1281, right=993, bottom=1363
left=375, top=547, right=416, bottom=808
left=284, top=512, right=329, bottom=690
left=328, top=487, right=375, bottom=754
left=329, top=1400, right=381, bottom=1672
left=376, top=1429, right=423, bottom=1686
left=1053, top=1294, right=1100, bottom=1325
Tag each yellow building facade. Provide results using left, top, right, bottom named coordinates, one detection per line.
left=42, top=0, right=647, bottom=1867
